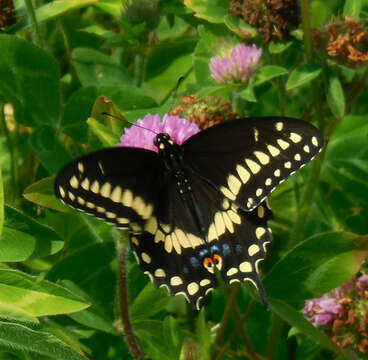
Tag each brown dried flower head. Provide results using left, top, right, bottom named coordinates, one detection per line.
left=0, top=0, right=16, bottom=32
left=170, top=94, right=238, bottom=130
left=315, top=17, right=368, bottom=67
left=229, top=0, right=299, bottom=43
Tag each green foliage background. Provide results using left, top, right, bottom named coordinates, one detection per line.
left=0, top=0, right=367, bottom=359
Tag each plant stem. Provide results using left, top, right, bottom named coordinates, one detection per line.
left=299, top=0, right=313, bottom=63
left=300, top=0, right=325, bottom=130
left=211, top=283, right=240, bottom=359
left=134, top=54, right=145, bottom=88
left=24, top=0, right=44, bottom=48
left=216, top=301, right=262, bottom=360
left=272, top=55, right=287, bottom=117
left=117, top=238, right=145, bottom=360
left=266, top=313, right=284, bottom=360
left=0, top=104, right=18, bottom=202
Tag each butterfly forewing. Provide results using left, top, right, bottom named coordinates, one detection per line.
left=54, top=147, right=162, bottom=232
left=183, top=117, right=324, bottom=212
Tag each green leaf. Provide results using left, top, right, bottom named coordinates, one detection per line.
left=224, top=14, right=257, bottom=38
left=327, top=75, right=345, bottom=119
left=146, top=54, right=194, bottom=103
left=183, top=0, right=227, bottom=23
left=24, top=177, right=72, bottom=213
left=130, top=282, right=169, bottom=320
left=321, top=132, right=368, bottom=233
left=95, top=0, right=123, bottom=15
left=62, top=86, right=157, bottom=143
left=0, top=164, right=3, bottom=239
left=72, top=47, right=131, bottom=87
left=286, top=64, right=322, bottom=91
left=196, top=309, right=211, bottom=359
left=46, top=242, right=116, bottom=305
left=29, top=126, right=73, bottom=175
left=0, top=34, right=60, bottom=127
left=268, top=40, right=293, bottom=54
left=197, top=84, right=241, bottom=99
left=0, top=269, right=89, bottom=320
left=310, top=1, right=328, bottom=28
left=264, top=232, right=368, bottom=302
left=0, top=321, right=87, bottom=360
left=254, top=65, right=288, bottom=86
left=270, top=299, right=335, bottom=351
left=2, top=206, right=64, bottom=261
left=35, top=0, right=99, bottom=23
left=63, top=280, right=117, bottom=334
left=240, top=83, right=257, bottom=102
left=343, top=0, right=362, bottom=19
left=87, top=117, right=120, bottom=147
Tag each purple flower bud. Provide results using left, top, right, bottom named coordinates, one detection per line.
left=304, top=295, right=342, bottom=328
left=209, top=44, right=262, bottom=84
left=357, top=274, right=368, bottom=289
left=117, top=114, right=200, bottom=152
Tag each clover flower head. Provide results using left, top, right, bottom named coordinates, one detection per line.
left=117, top=114, right=200, bottom=152
left=209, top=44, right=262, bottom=84
left=304, top=295, right=342, bottom=327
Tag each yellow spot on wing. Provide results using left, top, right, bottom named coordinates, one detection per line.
left=222, top=211, right=234, bottom=233
left=236, top=165, right=250, bottom=184
left=227, top=175, right=241, bottom=195
left=100, top=182, right=111, bottom=198
left=239, top=261, right=252, bottom=272
left=227, top=267, right=238, bottom=276
left=254, top=151, right=270, bottom=165
left=91, top=180, right=100, bottom=194
left=200, top=279, right=211, bottom=287
left=59, top=186, right=66, bottom=198
left=220, top=186, right=236, bottom=201
left=255, top=227, right=266, bottom=239
left=78, top=162, right=84, bottom=173
left=289, top=132, right=302, bottom=143
left=141, top=252, right=151, bottom=263
left=277, top=139, right=290, bottom=150
left=170, top=276, right=183, bottom=286
left=214, top=212, right=225, bottom=236
left=311, top=136, right=318, bottom=146
left=81, top=178, right=90, bottom=190
left=275, top=122, right=284, bottom=131
left=267, top=144, right=280, bottom=157
left=110, top=186, right=122, bottom=203
left=70, top=176, right=79, bottom=189
left=155, top=268, right=166, bottom=277
left=245, top=159, right=261, bottom=174
left=248, top=244, right=260, bottom=256
left=122, top=190, right=133, bottom=206
left=187, top=282, right=199, bottom=295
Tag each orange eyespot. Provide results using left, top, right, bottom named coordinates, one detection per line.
left=203, top=257, right=213, bottom=268
left=213, top=254, right=221, bottom=264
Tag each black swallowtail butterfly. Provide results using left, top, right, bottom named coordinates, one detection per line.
left=55, top=117, right=324, bottom=309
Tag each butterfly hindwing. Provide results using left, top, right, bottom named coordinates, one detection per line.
left=131, top=169, right=273, bottom=309
left=183, top=117, right=324, bottom=211
left=54, top=147, right=162, bottom=232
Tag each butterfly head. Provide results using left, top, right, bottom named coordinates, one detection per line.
left=154, top=133, right=176, bottom=151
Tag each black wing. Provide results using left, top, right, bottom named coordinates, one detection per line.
left=182, top=117, right=325, bottom=211
left=131, top=172, right=273, bottom=309
left=54, top=147, right=162, bottom=232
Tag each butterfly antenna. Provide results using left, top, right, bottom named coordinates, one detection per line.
left=101, top=112, right=158, bottom=135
